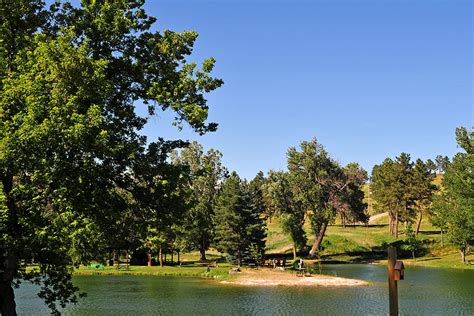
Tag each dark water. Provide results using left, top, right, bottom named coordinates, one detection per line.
left=16, top=265, right=474, bottom=315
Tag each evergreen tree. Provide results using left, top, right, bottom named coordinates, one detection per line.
left=213, top=172, right=266, bottom=266
left=213, top=173, right=246, bottom=265
left=372, top=153, right=417, bottom=238
left=246, top=172, right=268, bottom=258
left=435, top=155, right=450, bottom=174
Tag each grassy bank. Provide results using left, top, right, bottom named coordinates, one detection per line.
left=74, top=264, right=232, bottom=279
left=77, top=209, right=473, bottom=277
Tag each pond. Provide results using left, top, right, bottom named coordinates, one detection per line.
left=16, top=264, right=474, bottom=315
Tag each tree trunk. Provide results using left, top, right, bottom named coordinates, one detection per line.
left=1, top=174, right=19, bottom=316
left=147, top=250, right=152, bottom=267
left=440, top=229, right=444, bottom=247
left=292, top=243, right=297, bottom=261
left=415, top=210, right=423, bottom=235
left=199, top=247, right=206, bottom=262
left=171, top=250, right=174, bottom=264
left=177, top=251, right=180, bottom=265
left=0, top=281, right=16, bottom=316
left=395, top=212, right=399, bottom=239
left=159, top=246, right=163, bottom=267
left=309, top=222, right=328, bottom=257
left=389, top=213, right=394, bottom=235
left=460, top=248, right=466, bottom=263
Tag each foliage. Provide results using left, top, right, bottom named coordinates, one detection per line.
left=432, top=127, right=474, bottom=262
left=286, top=138, right=368, bottom=256
left=0, top=0, right=222, bottom=313
left=171, top=141, right=226, bottom=261
left=371, top=153, right=437, bottom=238
left=213, top=172, right=266, bottom=265
left=402, top=223, right=422, bottom=259
left=263, top=170, right=307, bottom=259
left=435, top=155, right=450, bottom=173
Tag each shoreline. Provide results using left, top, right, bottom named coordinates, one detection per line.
left=220, top=269, right=369, bottom=287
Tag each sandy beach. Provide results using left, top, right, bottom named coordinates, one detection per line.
left=220, top=269, right=369, bottom=287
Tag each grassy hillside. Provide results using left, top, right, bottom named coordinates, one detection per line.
left=265, top=213, right=473, bottom=269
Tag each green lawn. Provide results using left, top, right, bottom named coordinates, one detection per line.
left=75, top=264, right=232, bottom=279
left=264, top=214, right=473, bottom=269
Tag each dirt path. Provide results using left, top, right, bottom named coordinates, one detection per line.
left=220, top=269, right=368, bottom=287
left=368, top=212, right=388, bottom=224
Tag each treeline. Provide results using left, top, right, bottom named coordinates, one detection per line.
left=116, top=138, right=369, bottom=266
left=370, top=127, right=473, bottom=262
left=111, top=142, right=267, bottom=268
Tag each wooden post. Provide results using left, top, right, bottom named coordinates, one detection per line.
left=388, top=246, right=398, bottom=316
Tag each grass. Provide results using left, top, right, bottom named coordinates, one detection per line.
left=264, top=213, right=474, bottom=269
left=75, top=264, right=232, bottom=279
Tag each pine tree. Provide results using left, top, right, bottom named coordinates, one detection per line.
left=213, top=172, right=266, bottom=266
left=213, top=172, right=246, bottom=265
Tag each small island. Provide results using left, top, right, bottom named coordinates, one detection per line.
left=220, top=269, right=368, bottom=287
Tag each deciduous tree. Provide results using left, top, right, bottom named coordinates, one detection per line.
left=432, top=127, right=473, bottom=262
left=0, top=0, right=222, bottom=313
left=171, top=142, right=226, bottom=261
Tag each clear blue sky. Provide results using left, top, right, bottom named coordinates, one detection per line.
left=78, top=0, right=474, bottom=179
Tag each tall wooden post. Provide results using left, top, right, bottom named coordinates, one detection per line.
left=388, top=246, right=398, bottom=316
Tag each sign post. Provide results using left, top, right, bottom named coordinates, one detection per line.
left=388, top=246, right=398, bottom=316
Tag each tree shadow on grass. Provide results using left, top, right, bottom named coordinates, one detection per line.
left=414, top=257, right=441, bottom=262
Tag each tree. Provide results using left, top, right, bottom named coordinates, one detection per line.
left=286, top=139, right=368, bottom=257
left=435, top=155, right=450, bottom=174
left=213, top=172, right=266, bottom=266
left=371, top=153, right=416, bottom=238
left=133, top=140, right=190, bottom=267
left=0, top=1, right=222, bottom=313
left=171, top=142, right=226, bottom=261
left=263, top=171, right=306, bottom=260
left=246, top=172, right=268, bottom=258
left=432, top=127, right=473, bottom=263
left=339, top=163, right=369, bottom=226
left=403, top=222, right=421, bottom=260
left=411, top=159, right=437, bottom=235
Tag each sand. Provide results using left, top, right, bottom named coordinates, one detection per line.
left=220, top=269, right=368, bottom=287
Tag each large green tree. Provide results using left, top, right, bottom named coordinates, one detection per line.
left=372, top=154, right=437, bottom=238
left=432, top=127, right=473, bottom=262
left=0, top=1, right=222, bottom=313
left=171, top=142, right=226, bottom=261
left=371, top=153, right=416, bottom=238
left=286, top=139, right=368, bottom=257
left=213, top=172, right=266, bottom=266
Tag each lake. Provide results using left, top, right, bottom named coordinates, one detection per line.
left=16, top=264, right=474, bottom=315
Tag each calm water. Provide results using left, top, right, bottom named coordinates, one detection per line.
left=16, top=264, right=474, bottom=315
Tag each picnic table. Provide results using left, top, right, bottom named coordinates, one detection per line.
left=295, top=268, right=312, bottom=277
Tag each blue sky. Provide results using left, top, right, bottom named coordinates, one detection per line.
left=73, top=0, right=473, bottom=179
